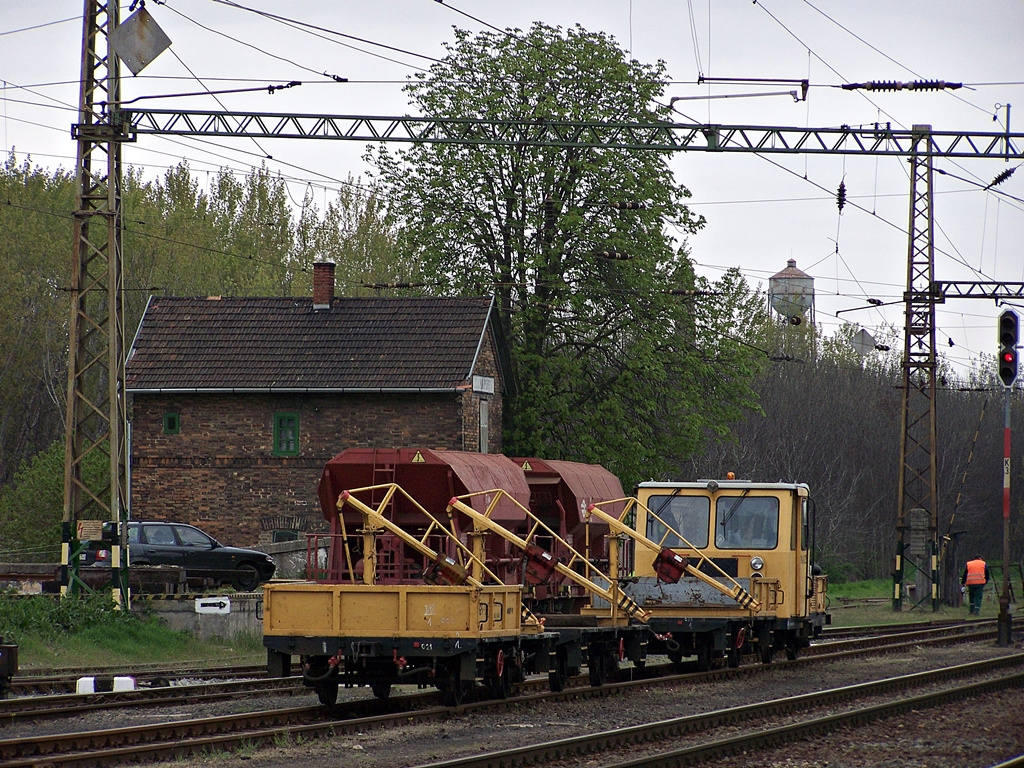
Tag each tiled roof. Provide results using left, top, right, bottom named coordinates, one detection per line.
left=125, top=296, right=498, bottom=392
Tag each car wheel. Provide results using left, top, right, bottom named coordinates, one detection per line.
left=233, top=563, right=260, bottom=592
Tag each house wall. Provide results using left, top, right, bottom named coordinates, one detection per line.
left=131, top=393, right=466, bottom=546
left=461, top=329, right=504, bottom=454
left=130, top=323, right=506, bottom=549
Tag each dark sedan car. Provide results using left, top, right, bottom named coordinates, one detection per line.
left=83, top=522, right=275, bottom=591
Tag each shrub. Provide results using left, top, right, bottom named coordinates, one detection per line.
left=0, top=592, right=138, bottom=645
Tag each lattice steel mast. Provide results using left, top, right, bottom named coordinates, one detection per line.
left=893, top=126, right=940, bottom=611
left=63, top=0, right=129, bottom=606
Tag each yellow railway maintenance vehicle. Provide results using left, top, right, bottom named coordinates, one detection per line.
left=588, top=478, right=829, bottom=670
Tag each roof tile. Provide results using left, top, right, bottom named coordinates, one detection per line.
left=125, top=296, right=496, bottom=392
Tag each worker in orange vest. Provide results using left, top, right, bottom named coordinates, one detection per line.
left=960, top=554, right=991, bottom=615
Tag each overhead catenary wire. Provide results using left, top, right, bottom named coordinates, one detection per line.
left=5, top=3, right=1021, bottom=377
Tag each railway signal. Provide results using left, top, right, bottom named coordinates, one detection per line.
left=998, top=310, right=1019, bottom=387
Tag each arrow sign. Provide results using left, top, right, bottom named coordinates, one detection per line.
left=195, top=597, right=231, bottom=615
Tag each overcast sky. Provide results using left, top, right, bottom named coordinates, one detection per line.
left=2, top=1, right=1022, bottom=377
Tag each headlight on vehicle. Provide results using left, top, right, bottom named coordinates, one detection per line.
left=750, top=556, right=764, bottom=571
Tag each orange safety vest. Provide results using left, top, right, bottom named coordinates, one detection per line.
left=965, top=559, right=987, bottom=585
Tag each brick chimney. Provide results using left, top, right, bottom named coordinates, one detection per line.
left=313, top=262, right=335, bottom=310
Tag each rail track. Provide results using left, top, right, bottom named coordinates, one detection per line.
left=0, top=619, right=998, bottom=722
left=0, top=621, right=1012, bottom=767
left=412, top=654, right=1024, bottom=768
left=0, top=677, right=309, bottom=723
left=8, top=663, right=267, bottom=696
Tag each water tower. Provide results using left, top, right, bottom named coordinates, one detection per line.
left=768, top=259, right=815, bottom=326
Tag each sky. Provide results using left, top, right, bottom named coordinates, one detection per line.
left=2, top=1, right=1023, bottom=378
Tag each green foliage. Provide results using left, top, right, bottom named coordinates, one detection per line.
left=0, top=440, right=105, bottom=562
left=0, top=593, right=264, bottom=668
left=0, top=592, right=137, bottom=645
left=369, top=23, right=763, bottom=486
left=0, top=154, right=75, bottom=486
left=295, top=176, right=409, bottom=296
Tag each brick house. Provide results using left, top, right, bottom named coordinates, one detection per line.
left=124, top=263, right=510, bottom=548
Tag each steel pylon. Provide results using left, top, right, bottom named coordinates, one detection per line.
left=893, top=126, right=940, bottom=612
left=63, top=0, right=130, bottom=607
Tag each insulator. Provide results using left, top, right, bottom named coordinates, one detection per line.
left=842, top=80, right=961, bottom=92
left=544, top=195, right=557, bottom=223
left=905, top=80, right=961, bottom=91
left=362, top=282, right=424, bottom=289
left=866, top=298, right=883, bottom=306
left=866, top=81, right=904, bottom=91
left=595, top=249, right=631, bottom=260
left=836, top=180, right=847, bottom=212
left=609, top=201, right=646, bottom=210
left=986, top=168, right=1015, bottom=189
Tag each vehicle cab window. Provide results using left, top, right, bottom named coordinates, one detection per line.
left=646, top=494, right=710, bottom=548
left=715, top=496, right=779, bottom=549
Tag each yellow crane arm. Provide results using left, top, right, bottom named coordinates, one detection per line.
left=446, top=493, right=651, bottom=623
left=336, top=485, right=545, bottom=628
left=585, top=499, right=760, bottom=611
left=337, top=486, right=486, bottom=585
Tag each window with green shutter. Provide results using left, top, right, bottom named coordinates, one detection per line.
left=163, top=412, right=180, bottom=435
left=273, top=412, right=299, bottom=456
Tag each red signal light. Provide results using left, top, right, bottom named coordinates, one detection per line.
left=998, top=310, right=1019, bottom=387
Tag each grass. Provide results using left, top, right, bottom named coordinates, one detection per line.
left=0, top=593, right=264, bottom=671
left=15, top=622, right=265, bottom=672
left=826, top=578, right=1009, bottom=627
left=827, top=578, right=890, bottom=600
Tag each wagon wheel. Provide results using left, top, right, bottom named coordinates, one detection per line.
left=441, top=660, right=464, bottom=707
left=315, top=677, right=339, bottom=706
left=604, top=648, right=620, bottom=682
left=491, top=649, right=512, bottom=699
left=694, top=642, right=712, bottom=673
left=587, top=647, right=604, bottom=687
left=785, top=640, right=801, bottom=661
left=667, top=650, right=685, bottom=673
left=548, top=648, right=569, bottom=693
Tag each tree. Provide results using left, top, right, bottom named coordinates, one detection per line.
left=0, top=154, right=75, bottom=486
left=0, top=440, right=105, bottom=562
left=368, top=23, right=762, bottom=485
left=123, top=162, right=301, bottom=309
left=295, top=177, right=409, bottom=296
